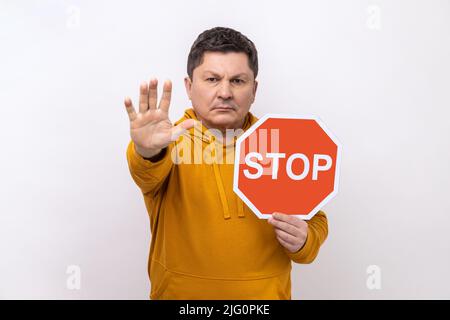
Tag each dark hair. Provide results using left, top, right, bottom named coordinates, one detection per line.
left=187, top=27, right=258, bottom=80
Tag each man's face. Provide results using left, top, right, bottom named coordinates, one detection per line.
left=184, top=51, right=258, bottom=132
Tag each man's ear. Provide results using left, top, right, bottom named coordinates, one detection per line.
left=252, top=80, right=258, bottom=102
left=184, top=76, right=192, bottom=100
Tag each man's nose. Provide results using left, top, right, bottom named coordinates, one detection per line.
left=217, top=81, right=233, bottom=100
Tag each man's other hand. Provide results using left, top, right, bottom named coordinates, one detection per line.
left=268, top=212, right=308, bottom=253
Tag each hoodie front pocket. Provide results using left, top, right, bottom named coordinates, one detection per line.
left=150, top=270, right=171, bottom=300
left=149, top=259, right=172, bottom=300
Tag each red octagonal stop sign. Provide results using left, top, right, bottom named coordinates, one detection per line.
left=233, top=114, right=342, bottom=220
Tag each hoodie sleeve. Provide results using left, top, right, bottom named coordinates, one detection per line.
left=126, top=140, right=174, bottom=196
left=286, top=210, right=328, bottom=264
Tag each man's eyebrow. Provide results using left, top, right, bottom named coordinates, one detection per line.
left=202, top=71, right=250, bottom=78
left=230, top=73, right=250, bottom=78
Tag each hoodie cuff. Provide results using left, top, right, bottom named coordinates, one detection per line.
left=285, top=226, right=315, bottom=263
left=126, top=140, right=174, bottom=178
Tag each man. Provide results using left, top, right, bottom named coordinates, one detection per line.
left=124, top=27, right=328, bottom=299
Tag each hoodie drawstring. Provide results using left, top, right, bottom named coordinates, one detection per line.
left=237, top=199, right=245, bottom=218
left=211, top=137, right=245, bottom=219
left=213, top=162, right=231, bottom=219
left=211, top=138, right=231, bottom=219
left=186, top=110, right=251, bottom=220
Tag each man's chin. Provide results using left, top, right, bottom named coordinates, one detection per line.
left=206, top=113, right=241, bottom=130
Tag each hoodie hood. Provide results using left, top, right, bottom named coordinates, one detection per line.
left=175, top=108, right=258, bottom=220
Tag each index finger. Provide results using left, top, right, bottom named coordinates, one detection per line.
left=272, top=212, right=304, bottom=227
left=158, top=79, right=172, bottom=113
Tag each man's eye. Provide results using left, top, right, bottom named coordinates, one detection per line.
left=231, top=79, right=244, bottom=84
left=206, top=77, right=218, bottom=82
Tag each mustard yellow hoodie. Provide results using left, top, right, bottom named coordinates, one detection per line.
left=126, top=108, right=328, bottom=300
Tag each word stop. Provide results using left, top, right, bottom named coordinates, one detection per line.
left=243, top=152, right=332, bottom=180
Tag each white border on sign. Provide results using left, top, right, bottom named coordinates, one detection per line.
left=233, top=113, right=342, bottom=221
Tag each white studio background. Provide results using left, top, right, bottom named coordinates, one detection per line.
left=1, top=0, right=449, bottom=299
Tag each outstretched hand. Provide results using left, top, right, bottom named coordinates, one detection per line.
left=124, top=78, right=195, bottom=158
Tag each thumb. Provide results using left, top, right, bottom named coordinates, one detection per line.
left=170, top=119, right=196, bottom=141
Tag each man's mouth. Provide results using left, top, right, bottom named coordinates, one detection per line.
left=212, top=103, right=236, bottom=111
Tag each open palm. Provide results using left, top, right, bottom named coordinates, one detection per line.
left=124, top=78, right=195, bottom=154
